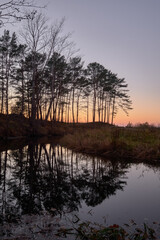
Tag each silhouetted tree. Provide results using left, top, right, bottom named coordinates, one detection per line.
left=0, top=15, right=132, bottom=122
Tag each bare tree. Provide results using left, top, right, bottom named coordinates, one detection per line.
left=44, top=20, right=76, bottom=121
left=21, top=12, right=75, bottom=122
left=0, top=0, right=43, bottom=27
left=20, top=12, right=48, bottom=121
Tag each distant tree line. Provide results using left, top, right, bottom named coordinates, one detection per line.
left=0, top=13, right=132, bottom=124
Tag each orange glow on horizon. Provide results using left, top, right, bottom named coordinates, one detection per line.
left=77, top=108, right=160, bottom=126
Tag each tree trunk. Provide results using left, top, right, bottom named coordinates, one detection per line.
left=21, top=66, right=25, bottom=115
left=107, top=97, right=111, bottom=124
left=111, top=96, right=116, bottom=125
left=72, top=88, right=75, bottom=123
left=61, top=103, right=64, bottom=122
left=93, top=87, right=96, bottom=122
left=76, top=94, right=80, bottom=123
left=87, top=95, right=89, bottom=123
left=1, top=55, right=4, bottom=113
left=5, top=58, right=10, bottom=115
left=98, top=97, right=100, bottom=122
left=67, top=93, right=71, bottom=123
left=31, top=68, right=36, bottom=121
left=45, top=99, right=53, bottom=120
left=101, top=93, right=104, bottom=122
left=104, top=96, right=107, bottom=123
left=39, top=105, right=43, bottom=120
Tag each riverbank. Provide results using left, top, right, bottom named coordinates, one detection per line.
left=0, top=114, right=160, bottom=163
left=60, top=124, right=160, bottom=163
left=0, top=113, right=71, bottom=138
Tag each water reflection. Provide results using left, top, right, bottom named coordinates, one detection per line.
left=0, top=142, right=129, bottom=224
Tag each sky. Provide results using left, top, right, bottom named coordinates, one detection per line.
left=40, top=0, right=160, bottom=125
left=2, top=0, right=160, bottom=125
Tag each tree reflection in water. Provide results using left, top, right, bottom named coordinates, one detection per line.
left=0, top=142, right=129, bottom=225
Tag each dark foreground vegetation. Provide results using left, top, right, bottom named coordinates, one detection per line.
left=0, top=113, right=67, bottom=138
left=58, top=220, right=160, bottom=240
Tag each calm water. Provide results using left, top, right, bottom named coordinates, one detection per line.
left=0, top=141, right=160, bottom=238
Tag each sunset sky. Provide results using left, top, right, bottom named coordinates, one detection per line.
left=2, top=0, right=160, bottom=125
left=39, top=0, right=160, bottom=125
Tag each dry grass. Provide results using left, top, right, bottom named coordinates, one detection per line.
left=0, top=114, right=68, bottom=139
left=0, top=114, right=160, bottom=162
left=60, top=125, right=160, bottom=162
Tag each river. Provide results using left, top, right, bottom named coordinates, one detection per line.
left=0, top=140, right=160, bottom=239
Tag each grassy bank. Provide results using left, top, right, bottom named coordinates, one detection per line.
left=0, top=113, right=72, bottom=139
left=0, top=114, right=160, bottom=162
left=60, top=124, right=160, bottom=162
left=0, top=114, right=112, bottom=139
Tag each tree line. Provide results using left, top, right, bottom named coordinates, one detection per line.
left=0, top=13, right=132, bottom=124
